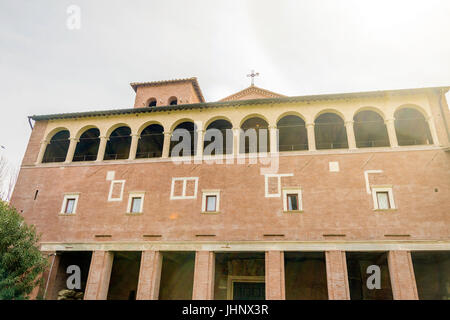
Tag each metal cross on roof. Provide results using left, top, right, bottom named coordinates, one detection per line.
left=247, top=70, right=259, bottom=86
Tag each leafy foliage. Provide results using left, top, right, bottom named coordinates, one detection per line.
left=0, top=201, right=48, bottom=299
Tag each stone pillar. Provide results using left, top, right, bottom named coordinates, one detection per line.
left=345, top=121, right=357, bottom=149
left=233, top=128, right=240, bottom=156
left=265, top=251, right=285, bottom=300
left=269, top=126, right=278, bottom=154
left=43, top=252, right=61, bottom=300
left=196, top=129, right=204, bottom=158
left=84, top=251, right=114, bottom=300
left=96, top=136, right=108, bottom=162
left=325, top=251, right=350, bottom=300
left=387, top=251, right=418, bottom=300
left=192, top=251, right=215, bottom=300
left=306, top=123, right=316, bottom=151
left=427, top=117, right=440, bottom=146
left=64, top=138, right=78, bottom=163
left=35, top=139, right=49, bottom=164
left=128, top=134, right=140, bottom=160
left=385, top=118, right=398, bottom=147
left=136, top=251, right=162, bottom=300
left=162, top=132, right=171, bottom=158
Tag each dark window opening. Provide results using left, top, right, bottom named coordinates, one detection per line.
left=395, top=108, right=433, bottom=146
left=170, top=122, right=197, bottom=157
left=159, top=252, right=195, bottom=300
left=34, top=190, right=39, bottom=200
left=107, top=251, right=141, bottom=300
left=42, top=130, right=70, bottom=163
left=73, top=128, right=100, bottom=162
left=168, top=96, right=178, bottom=105
left=214, top=252, right=265, bottom=300
left=353, top=110, right=390, bottom=148
left=204, top=119, right=233, bottom=155
left=136, top=124, right=164, bottom=158
left=240, top=117, right=270, bottom=153
left=287, top=194, right=299, bottom=211
left=277, top=115, right=308, bottom=151
left=104, top=126, right=131, bottom=160
left=314, top=113, right=348, bottom=150
left=284, top=252, right=328, bottom=300
left=346, top=252, right=393, bottom=300
left=411, top=251, right=450, bottom=300
left=147, top=98, right=157, bottom=107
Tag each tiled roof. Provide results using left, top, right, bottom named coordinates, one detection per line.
left=30, top=86, right=449, bottom=121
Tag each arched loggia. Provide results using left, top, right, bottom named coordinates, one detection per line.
left=136, top=124, right=164, bottom=158
left=42, top=130, right=70, bottom=163
left=104, top=126, right=132, bottom=160
left=394, top=108, right=433, bottom=146
left=170, top=121, right=197, bottom=157
left=353, top=111, right=390, bottom=148
left=73, top=128, right=100, bottom=161
left=240, top=117, right=270, bottom=153
left=277, top=115, right=308, bottom=151
left=314, top=113, right=348, bottom=150
left=204, top=119, right=233, bottom=155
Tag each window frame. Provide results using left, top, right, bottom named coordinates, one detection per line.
left=170, top=177, right=199, bottom=200
left=60, top=193, right=80, bottom=215
left=201, top=190, right=220, bottom=213
left=126, top=191, right=145, bottom=214
left=108, top=179, right=125, bottom=202
left=282, top=187, right=303, bottom=212
left=371, top=186, right=396, bottom=210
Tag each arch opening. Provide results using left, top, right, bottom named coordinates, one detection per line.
left=170, top=121, right=197, bottom=157
left=353, top=111, right=390, bottom=148
left=168, top=96, right=178, bottom=106
left=240, top=117, right=270, bottom=153
left=147, top=98, right=157, bottom=107
left=394, top=108, right=433, bottom=146
left=136, top=124, right=164, bottom=158
left=104, top=126, right=132, bottom=160
left=42, top=130, right=70, bottom=163
left=277, top=115, right=308, bottom=151
left=73, top=128, right=100, bottom=162
left=204, top=119, right=233, bottom=155
left=314, top=113, right=348, bottom=150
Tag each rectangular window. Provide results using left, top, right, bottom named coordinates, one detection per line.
left=202, top=190, right=220, bottom=213
left=130, top=197, right=142, bottom=213
left=206, top=195, right=217, bottom=212
left=376, top=192, right=390, bottom=209
left=60, top=193, right=79, bottom=214
left=127, top=192, right=145, bottom=214
left=287, top=194, right=299, bottom=211
left=65, top=198, right=76, bottom=214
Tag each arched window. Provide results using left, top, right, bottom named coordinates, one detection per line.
left=394, top=108, right=433, bottom=146
left=204, top=119, right=233, bottom=155
left=314, top=113, right=348, bottom=149
left=136, top=124, right=164, bottom=158
left=147, top=98, right=157, bottom=107
left=73, top=128, right=100, bottom=162
left=240, top=117, right=270, bottom=153
left=168, top=96, right=178, bottom=106
left=42, top=130, right=70, bottom=163
left=277, top=115, right=308, bottom=151
left=104, top=126, right=131, bottom=160
left=353, top=111, right=390, bottom=148
left=170, top=121, right=197, bottom=156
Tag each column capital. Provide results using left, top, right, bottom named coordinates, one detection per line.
left=163, top=131, right=172, bottom=136
left=99, top=136, right=109, bottom=140
left=69, top=137, right=79, bottom=142
left=345, top=120, right=354, bottom=125
left=384, top=118, right=395, bottom=124
left=305, top=123, right=315, bottom=128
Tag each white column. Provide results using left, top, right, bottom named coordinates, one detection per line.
left=233, top=127, right=240, bottom=156
left=427, top=116, right=440, bottom=146
left=196, top=129, right=204, bottom=158
left=96, top=136, right=108, bottom=162
left=162, top=132, right=171, bottom=158
left=345, top=120, right=356, bottom=149
left=306, top=123, right=316, bottom=151
left=269, top=126, right=278, bottom=154
left=64, top=138, right=78, bottom=163
left=35, top=139, right=49, bottom=164
left=128, top=134, right=140, bottom=160
left=385, top=118, right=398, bottom=147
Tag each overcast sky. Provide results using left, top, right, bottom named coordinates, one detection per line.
left=0, top=0, right=449, bottom=169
